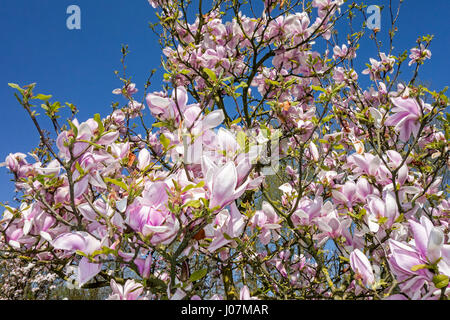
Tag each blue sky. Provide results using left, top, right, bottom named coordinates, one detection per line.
left=0, top=0, right=449, bottom=205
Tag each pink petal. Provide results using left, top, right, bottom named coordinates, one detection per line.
left=171, top=87, right=188, bottom=109
left=124, top=280, right=144, bottom=300
left=391, top=97, right=420, bottom=116
left=397, top=164, right=408, bottom=185
left=97, top=131, right=120, bottom=145
left=368, top=156, right=380, bottom=176
left=52, top=232, right=86, bottom=252
left=384, top=192, right=398, bottom=223
left=202, top=110, right=225, bottom=131
left=74, top=175, right=89, bottom=199
left=183, top=106, right=202, bottom=128
left=427, top=228, right=444, bottom=263
left=78, top=257, right=102, bottom=286
left=137, top=148, right=151, bottom=170
left=141, top=181, right=168, bottom=207
left=386, top=150, right=403, bottom=167
left=332, top=189, right=347, bottom=203
left=350, top=249, right=375, bottom=285
left=209, top=162, right=237, bottom=209
left=408, top=219, right=428, bottom=258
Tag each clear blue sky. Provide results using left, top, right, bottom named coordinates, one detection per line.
left=0, top=0, right=449, bottom=205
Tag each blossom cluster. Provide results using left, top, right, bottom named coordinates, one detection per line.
left=0, top=0, right=448, bottom=300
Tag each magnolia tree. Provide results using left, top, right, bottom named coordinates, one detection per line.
left=0, top=0, right=448, bottom=300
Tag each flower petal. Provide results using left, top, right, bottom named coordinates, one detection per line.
left=78, top=257, right=102, bottom=286
left=209, top=162, right=237, bottom=209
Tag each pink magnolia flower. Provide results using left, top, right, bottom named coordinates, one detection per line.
left=125, top=181, right=180, bottom=244
left=202, top=158, right=250, bottom=210
left=283, top=12, right=311, bottom=41
left=355, top=177, right=375, bottom=201
left=312, top=0, right=344, bottom=19
left=250, top=201, right=281, bottom=245
left=56, top=118, right=99, bottom=159
left=52, top=231, right=102, bottom=256
left=385, top=97, right=423, bottom=142
left=347, top=153, right=381, bottom=178
left=364, top=192, right=398, bottom=233
left=292, top=196, right=331, bottom=225
left=315, top=210, right=352, bottom=246
left=207, top=202, right=245, bottom=252
left=126, top=204, right=175, bottom=241
left=146, top=87, right=190, bottom=122
left=107, top=109, right=126, bottom=127
left=134, top=253, right=152, bottom=279
left=408, top=217, right=449, bottom=267
left=112, top=83, right=138, bottom=96
left=124, top=100, right=145, bottom=118
left=51, top=231, right=104, bottom=285
left=408, top=44, right=431, bottom=66
left=388, top=239, right=433, bottom=297
left=332, top=180, right=360, bottom=207
left=4, top=152, right=28, bottom=173
left=362, top=53, right=395, bottom=80
left=388, top=216, right=450, bottom=298
left=350, top=249, right=375, bottom=286
left=108, top=279, right=145, bottom=300
left=332, top=44, right=355, bottom=60
left=78, top=198, right=124, bottom=232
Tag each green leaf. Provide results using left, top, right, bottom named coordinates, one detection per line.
left=152, top=121, right=165, bottom=128
left=94, top=113, right=105, bottom=135
left=311, top=85, right=326, bottom=93
left=65, top=102, right=77, bottom=114
left=163, top=73, right=171, bottom=81
left=180, top=69, right=191, bottom=75
left=410, top=264, right=430, bottom=272
left=189, top=268, right=207, bottom=282
left=104, top=177, right=128, bottom=191
left=322, top=114, right=334, bottom=123
left=160, top=133, right=171, bottom=150
left=223, top=233, right=233, bottom=240
left=394, top=213, right=405, bottom=223
left=377, top=216, right=388, bottom=225
left=74, top=161, right=86, bottom=175
left=8, top=83, right=24, bottom=94
left=34, top=94, right=52, bottom=101
left=203, top=68, right=217, bottom=82
left=67, top=120, right=78, bottom=137
left=231, top=117, right=242, bottom=125
left=183, top=199, right=202, bottom=209
left=264, top=79, right=280, bottom=86
left=235, top=81, right=248, bottom=89
left=433, top=274, right=449, bottom=289
left=182, top=180, right=205, bottom=193
left=75, top=250, right=88, bottom=258
left=331, top=83, right=346, bottom=95
left=236, top=131, right=247, bottom=149
left=91, top=246, right=117, bottom=258
left=78, top=139, right=104, bottom=149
